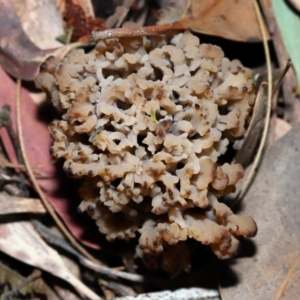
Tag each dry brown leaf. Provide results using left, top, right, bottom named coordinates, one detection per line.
left=0, top=221, right=101, bottom=299
left=56, top=0, right=95, bottom=18
left=61, top=0, right=105, bottom=42
left=179, top=0, right=270, bottom=42
left=91, top=0, right=270, bottom=42
left=0, top=0, right=88, bottom=80
left=10, top=0, right=64, bottom=49
left=235, top=83, right=268, bottom=167
left=0, top=193, right=46, bottom=215
left=219, top=124, right=300, bottom=300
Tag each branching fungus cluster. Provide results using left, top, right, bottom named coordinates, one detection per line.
left=36, top=31, right=257, bottom=275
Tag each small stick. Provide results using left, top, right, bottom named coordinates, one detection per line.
left=80, top=257, right=145, bottom=283
left=90, top=22, right=185, bottom=41
left=34, top=220, right=145, bottom=283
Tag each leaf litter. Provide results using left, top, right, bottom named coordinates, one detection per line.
left=0, top=0, right=90, bottom=80
left=0, top=0, right=299, bottom=299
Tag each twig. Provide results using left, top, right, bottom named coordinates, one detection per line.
left=33, top=220, right=145, bottom=283
left=234, top=0, right=272, bottom=202
left=32, top=220, right=82, bottom=258
left=80, top=258, right=145, bottom=283
left=90, top=22, right=185, bottom=41
left=15, top=79, right=99, bottom=263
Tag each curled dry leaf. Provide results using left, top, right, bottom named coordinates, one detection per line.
left=170, top=0, right=269, bottom=42
left=0, top=0, right=89, bottom=80
left=0, top=221, right=101, bottom=299
left=0, top=66, right=101, bottom=248
left=220, top=124, right=300, bottom=300
left=10, top=0, right=64, bottom=49
left=234, top=83, right=268, bottom=167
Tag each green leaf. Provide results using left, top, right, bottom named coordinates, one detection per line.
left=272, top=0, right=300, bottom=93
left=150, top=109, right=157, bottom=122
left=90, top=126, right=104, bottom=141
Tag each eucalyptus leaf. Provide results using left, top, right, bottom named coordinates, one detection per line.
left=90, top=126, right=104, bottom=141
left=272, top=0, right=300, bottom=93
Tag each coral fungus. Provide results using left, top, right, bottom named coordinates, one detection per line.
left=36, top=31, right=257, bottom=275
